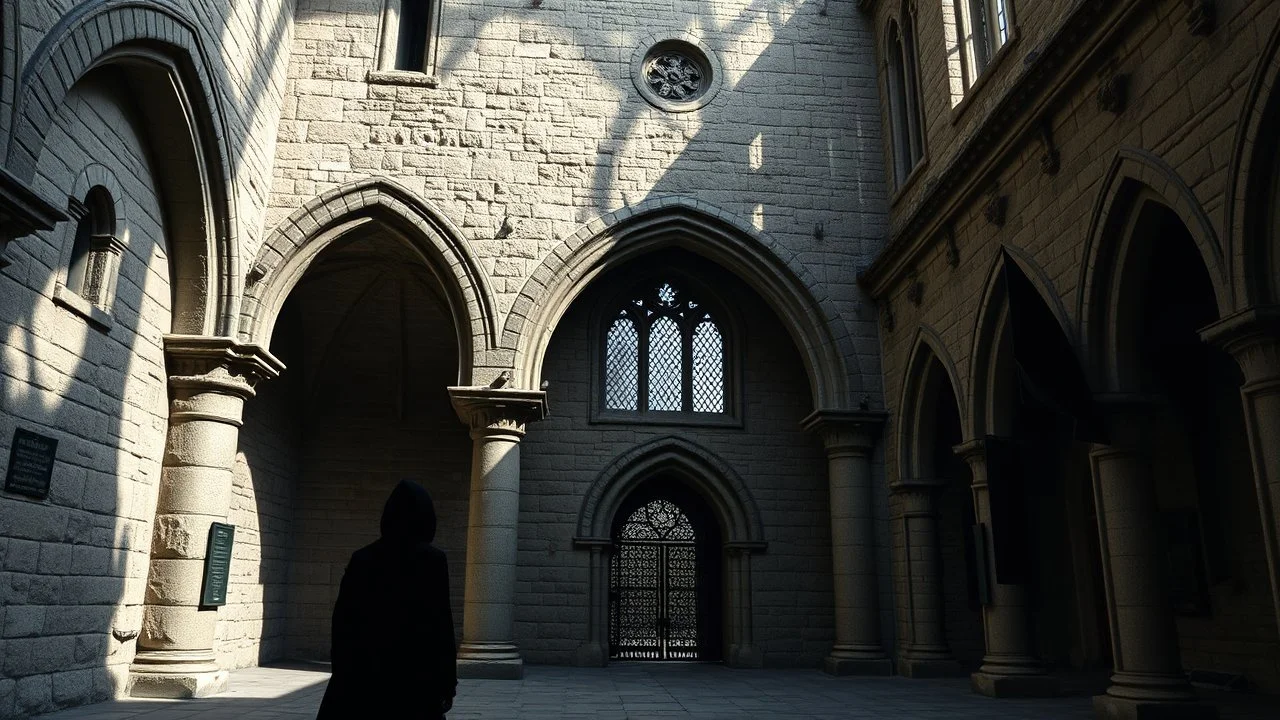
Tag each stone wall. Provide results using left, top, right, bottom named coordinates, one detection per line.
left=519, top=253, right=841, bottom=668
left=0, top=73, right=173, bottom=718
left=269, top=0, right=887, bottom=385
left=866, top=0, right=1280, bottom=688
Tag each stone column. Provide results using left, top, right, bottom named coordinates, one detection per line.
left=1089, top=395, right=1216, bottom=720
left=726, top=543, right=764, bottom=667
left=892, top=477, right=963, bottom=677
left=130, top=336, right=282, bottom=698
left=802, top=410, right=892, bottom=675
left=1202, top=306, right=1280, bottom=638
left=572, top=539, right=610, bottom=667
left=448, top=386, right=548, bottom=680
left=954, top=437, right=1057, bottom=698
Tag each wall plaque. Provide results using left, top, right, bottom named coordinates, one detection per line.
left=200, top=523, right=235, bottom=607
left=4, top=428, right=58, bottom=499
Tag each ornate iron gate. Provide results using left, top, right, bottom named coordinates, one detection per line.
left=609, top=499, right=699, bottom=660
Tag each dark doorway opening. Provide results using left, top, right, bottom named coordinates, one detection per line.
left=609, top=477, right=723, bottom=661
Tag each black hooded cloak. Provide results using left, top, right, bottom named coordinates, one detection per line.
left=317, top=480, right=457, bottom=719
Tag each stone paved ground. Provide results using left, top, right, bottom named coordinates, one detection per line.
left=34, top=664, right=1280, bottom=719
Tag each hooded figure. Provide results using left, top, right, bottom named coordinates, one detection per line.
left=317, top=480, right=457, bottom=719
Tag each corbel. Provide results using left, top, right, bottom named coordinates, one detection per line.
left=906, top=269, right=924, bottom=307
left=1038, top=120, right=1061, bottom=176
left=882, top=301, right=896, bottom=332
left=984, top=187, right=1008, bottom=228
left=943, top=225, right=960, bottom=268
left=1097, top=62, right=1129, bottom=115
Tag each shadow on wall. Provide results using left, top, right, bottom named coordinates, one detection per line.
left=0, top=0, right=295, bottom=713
left=0, top=68, right=180, bottom=715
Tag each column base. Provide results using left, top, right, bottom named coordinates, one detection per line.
left=129, top=669, right=228, bottom=699
left=729, top=644, right=764, bottom=669
left=971, top=671, right=1059, bottom=698
left=457, top=642, right=524, bottom=679
left=898, top=654, right=966, bottom=678
left=1093, top=693, right=1218, bottom=720
left=825, top=655, right=893, bottom=676
left=575, top=642, right=607, bottom=668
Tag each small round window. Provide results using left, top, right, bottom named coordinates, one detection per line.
left=632, top=37, right=722, bottom=112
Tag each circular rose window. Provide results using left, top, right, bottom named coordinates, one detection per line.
left=632, top=37, right=722, bottom=112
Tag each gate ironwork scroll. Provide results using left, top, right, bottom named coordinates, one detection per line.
left=609, top=499, right=699, bottom=660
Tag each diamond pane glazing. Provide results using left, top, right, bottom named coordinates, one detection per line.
left=691, top=319, right=724, bottom=413
left=605, top=314, right=639, bottom=410
left=647, top=316, right=683, bottom=411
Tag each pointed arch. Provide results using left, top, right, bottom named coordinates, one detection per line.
left=7, top=0, right=240, bottom=335
left=1226, top=13, right=1280, bottom=308
left=1077, top=147, right=1229, bottom=390
left=239, top=178, right=498, bottom=385
left=898, top=325, right=966, bottom=481
left=575, top=435, right=766, bottom=547
left=968, top=246, right=1075, bottom=436
left=504, top=197, right=856, bottom=410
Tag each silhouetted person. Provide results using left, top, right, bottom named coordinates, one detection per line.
left=317, top=480, right=457, bottom=719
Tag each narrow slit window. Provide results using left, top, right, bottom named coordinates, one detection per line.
left=376, top=0, right=441, bottom=77
left=396, top=0, right=431, bottom=72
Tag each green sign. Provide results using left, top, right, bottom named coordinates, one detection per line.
left=200, top=523, right=235, bottom=607
left=5, top=428, right=58, bottom=500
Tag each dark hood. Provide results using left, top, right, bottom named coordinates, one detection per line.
left=380, top=479, right=437, bottom=544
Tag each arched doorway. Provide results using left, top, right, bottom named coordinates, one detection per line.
left=609, top=481, right=724, bottom=661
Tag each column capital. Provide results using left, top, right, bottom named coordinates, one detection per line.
left=163, top=335, right=284, bottom=399
left=951, top=435, right=1011, bottom=464
left=801, top=409, right=887, bottom=456
left=448, top=386, right=549, bottom=438
left=1201, top=305, right=1280, bottom=386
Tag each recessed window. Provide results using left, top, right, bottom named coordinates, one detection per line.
left=950, top=0, right=1014, bottom=97
left=371, top=0, right=441, bottom=82
left=54, top=185, right=124, bottom=329
left=601, top=281, right=729, bottom=419
left=887, top=11, right=926, bottom=187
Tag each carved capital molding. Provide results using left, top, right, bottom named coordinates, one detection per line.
left=163, top=335, right=284, bottom=400
left=448, top=386, right=549, bottom=438
left=984, top=191, right=1008, bottom=227
left=906, top=270, right=924, bottom=306
left=1200, top=306, right=1280, bottom=387
left=943, top=226, right=960, bottom=268
left=801, top=409, right=888, bottom=457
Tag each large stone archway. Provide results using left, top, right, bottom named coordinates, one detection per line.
left=240, top=177, right=499, bottom=385
left=573, top=436, right=766, bottom=668
left=501, top=198, right=859, bottom=411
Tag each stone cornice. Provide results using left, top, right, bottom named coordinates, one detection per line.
left=801, top=409, right=888, bottom=454
left=0, top=166, right=68, bottom=268
left=448, top=386, right=549, bottom=436
left=888, top=476, right=946, bottom=494
left=859, top=0, right=1145, bottom=298
left=164, top=335, right=284, bottom=399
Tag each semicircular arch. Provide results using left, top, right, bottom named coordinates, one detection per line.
left=240, top=177, right=498, bottom=384
left=505, top=198, right=856, bottom=410
left=9, top=0, right=240, bottom=335
left=575, top=435, right=766, bottom=548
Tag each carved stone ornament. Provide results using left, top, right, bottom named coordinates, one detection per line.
left=1186, top=0, right=1216, bottom=36
left=164, top=335, right=285, bottom=399
left=1097, top=69, right=1129, bottom=115
left=448, top=386, right=550, bottom=437
left=632, top=37, right=722, bottom=112
left=984, top=192, right=1008, bottom=227
left=943, top=227, right=960, bottom=268
left=1039, top=122, right=1061, bottom=176
left=906, top=271, right=924, bottom=307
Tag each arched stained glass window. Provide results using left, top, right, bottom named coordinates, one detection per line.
left=601, top=280, right=727, bottom=417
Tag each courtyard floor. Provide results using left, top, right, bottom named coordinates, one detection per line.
left=34, top=663, right=1280, bottom=719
